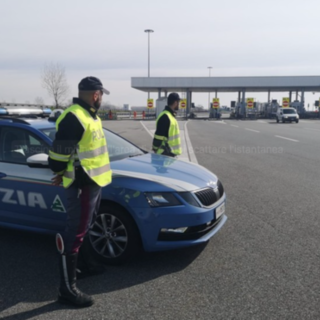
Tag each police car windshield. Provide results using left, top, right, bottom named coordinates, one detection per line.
left=283, top=109, right=296, bottom=114
left=40, top=128, right=144, bottom=161
left=102, top=128, right=144, bottom=161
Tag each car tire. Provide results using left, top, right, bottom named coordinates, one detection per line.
left=296, top=119, right=299, bottom=123
left=276, top=117, right=279, bottom=123
left=282, top=118, right=285, bottom=123
left=87, top=203, right=142, bottom=265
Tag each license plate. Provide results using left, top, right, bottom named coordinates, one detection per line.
left=215, top=202, right=225, bottom=219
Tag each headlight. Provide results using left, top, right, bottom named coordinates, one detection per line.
left=145, top=193, right=181, bottom=207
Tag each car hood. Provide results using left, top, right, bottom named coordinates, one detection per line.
left=111, top=153, right=218, bottom=192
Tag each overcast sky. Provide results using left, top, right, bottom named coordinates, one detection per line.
left=1, top=0, right=320, bottom=109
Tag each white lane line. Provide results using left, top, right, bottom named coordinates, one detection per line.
left=184, top=121, right=198, bottom=164
left=231, top=125, right=239, bottom=128
left=304, top=128, right=320, bottom=132
left=275, top=135, right=299, bottom=142
left=140, top=121, right=153, bottom=138
left=210, top=121, right=226, bottom=124
left=245, top=128, right=260, bottom=133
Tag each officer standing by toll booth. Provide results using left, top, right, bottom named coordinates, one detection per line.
left=152, top=93, right=182, bottom=157
left=49, top=76, right=112, bottom=308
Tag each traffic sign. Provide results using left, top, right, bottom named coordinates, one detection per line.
left=180, top=99, right=187, bottom=109
left=147, top=99, right=154, bottom=109
left=246, top=98, right=254, bottom=109
left=212, top=98, right=219, bottom=109
left=282, top=98, right=290, bottom=108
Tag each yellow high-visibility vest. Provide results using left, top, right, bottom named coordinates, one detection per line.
left=49, top=104, right=112, bottom=188
left=153, top=110, right=182, bottom=155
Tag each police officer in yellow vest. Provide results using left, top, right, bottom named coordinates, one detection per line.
left=49, top=77, right=112, bottom=308
left=153, top=93, right=182, bottom=157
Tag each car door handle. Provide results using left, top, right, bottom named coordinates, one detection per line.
left=0, top=172, right=7, bottom=179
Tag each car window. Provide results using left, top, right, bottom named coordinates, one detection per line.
left=41, top=128, right=56, bottom=140
left=29, top=135, right=41, bottom=145
left=283, top=109, right=296, bottom=114
left=0, top=127, right=49, bottom=165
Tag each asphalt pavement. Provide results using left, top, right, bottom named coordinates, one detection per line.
left=1, top=118, right=320, bottom=320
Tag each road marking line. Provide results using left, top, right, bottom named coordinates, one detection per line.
left=140, top=121, right=154, bottom=138
left=304, top=128, right=320, bottom=132
left=184, top=121, right=198, bottom=164
left=275, top=135, right=299, bottom=142
left=245, top=128, right=260, bottom=133
left=231, top=125, right=239, bottom=128
left=210, top=121, right=226, bottom=124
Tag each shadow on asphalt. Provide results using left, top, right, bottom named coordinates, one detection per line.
left=0, top=227, right=207, bottom=320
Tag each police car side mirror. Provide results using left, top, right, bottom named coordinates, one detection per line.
left=27, top=154, right=49, bottom=168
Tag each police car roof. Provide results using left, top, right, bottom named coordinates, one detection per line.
left=0, top=117, right=56, bottom=129
left=24, top=118, right=56, bottom=129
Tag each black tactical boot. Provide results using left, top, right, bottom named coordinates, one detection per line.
left=58, top=253, right=94, bottom=307
left=76, top=239, right=106, bottom=280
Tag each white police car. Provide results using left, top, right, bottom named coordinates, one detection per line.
left=0, top=107, right=227, bottom=264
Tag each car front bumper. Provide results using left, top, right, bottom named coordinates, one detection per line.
left=133, top=195, right=227, bottom=252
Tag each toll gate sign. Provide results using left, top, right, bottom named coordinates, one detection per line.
left=212, top=98, right=220, bottom=109
left=247, top=98, right=254, bottom=108
left=147, top=99, right=154, bottom=109
left=282, top=98, right=290, bottom=108
left=180, top=99, right=187, bottom=109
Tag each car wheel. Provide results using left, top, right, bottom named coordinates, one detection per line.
left=282, top=118, right=285, bottom=123
left=87, top=204, right=142, bottom=265
left=296, top=119, right=299, bottom=123
left=276, top=117, right=279, bottom=123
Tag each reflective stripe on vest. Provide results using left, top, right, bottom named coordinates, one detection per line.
left=49, top=150, right=70, bottom=162
left=55, top=104, right=112, bottom=188
left=78, top=145, right=108, bottom=159
left=155, top=110, right=182, bottom=155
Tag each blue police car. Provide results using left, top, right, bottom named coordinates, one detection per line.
left=0, top=108, right=227, bottom=264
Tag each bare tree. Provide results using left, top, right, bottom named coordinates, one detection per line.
left=41, top=62, right=69, bottom=108
left=63, top=98, right=73, bottom=108
left=34, top=96, right=44, bottom=105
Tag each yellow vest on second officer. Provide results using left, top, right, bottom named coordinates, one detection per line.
left=154, top=110, right=182, bottom=155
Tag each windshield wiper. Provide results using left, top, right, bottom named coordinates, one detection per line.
left=128, top=153, right=143, bottom=158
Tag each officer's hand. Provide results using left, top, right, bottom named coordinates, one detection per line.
left=51, top=174, right=63, bottom=186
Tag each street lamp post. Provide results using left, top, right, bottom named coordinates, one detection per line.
left=145, top=29, right=154, bottom=100
left=208, top=66, right=212, bottom=110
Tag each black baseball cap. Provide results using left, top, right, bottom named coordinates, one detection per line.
left=168, top=92, right=180, bottom=105
left=78, top=76, right=110, bottom=95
